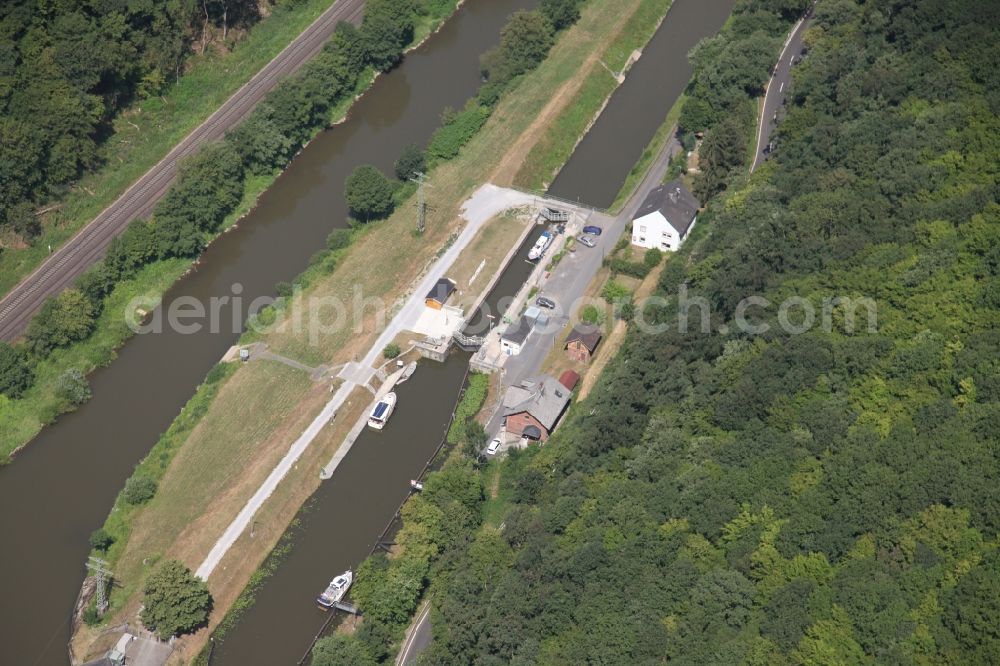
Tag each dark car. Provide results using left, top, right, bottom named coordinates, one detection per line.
left=582, top=225, right=603, bottom=236
left=536, top=296, right=556, bottom=309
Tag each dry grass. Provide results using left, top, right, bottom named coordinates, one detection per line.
left=448, top=210, right=531, bottom=312
left=76, top=0, right=663, bottom=659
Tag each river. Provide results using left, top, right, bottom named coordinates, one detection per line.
left=0, top=1, right=532, bottom=664
left=0, top=0, right=733, bottom=664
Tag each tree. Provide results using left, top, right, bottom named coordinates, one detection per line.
left=141, top=560, right=212, bottom=639
left=540, top=0, right=583, bottom=30
left=345, top=165, right=395, bottom=220
left=26, top=288, right=97, bottom=354
left=0, top=342, right=34, bottom=398
left=481, top=11, right=554, bottom=86
left=89, top=528, right=114, bottom=552
left=311, top=635, right=377, bottom=666
left=123, top=476, right=158, bottom=505
left=394, top=143, right=426, bottom=181
left=360, top=0, right=416, bottom=72
left=383, top=342, right=401, bottom=359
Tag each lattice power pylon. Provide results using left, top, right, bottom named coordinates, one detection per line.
left=87, top=556, right=112, bottom=616
left=409, top=172, right=433, bottom=234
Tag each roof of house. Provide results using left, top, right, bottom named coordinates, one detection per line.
left=559, top=370, right=580, bottom=390
left=565, top=325, right=602, bottom=352
left=501, top=318, right=532, bottom=346
left=632, top=179, right=699, bottom=236
left=502, top=375, right=571, bottom=430
left=425, top=277, right=456, bottom=304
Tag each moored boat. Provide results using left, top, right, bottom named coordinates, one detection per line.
left=528, top=231, right=554, bottom=261
left=367, top=392, right=397, bottom=430
left=396, top=361, right=417, bottom=385
left=316, top=570, right=353, bottom=610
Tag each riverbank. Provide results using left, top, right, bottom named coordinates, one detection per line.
left=0, top=3, right=459, bottom=464
left=68, top=0, right=672, bottom=662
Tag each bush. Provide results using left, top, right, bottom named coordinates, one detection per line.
left=326, top=228, right=353, bottom=251
left=580, top=304, right=605, bottom=325
left=609, top=257, right=651, bottom=279
left=56, top=368, right=92, bottom=406
left=394, top=143, right=427, bottom=181
left=89, top=528, right=114, bottom=552
left=141, top=560, right=213, bottom=639
left=383, top=343, right=401, bottom=359
left=345, top=165, right=396, bottom=221
left=644, top=248, right=664, bottom=268
left=26, top=288, right=97, bottom=355
left=123, top=476, right=158, bottom=505
left=0, top=342, right=34, bottom=398
left=427, top=106, right=491, bottom=162
left=601, top=279, right=632, bottom=304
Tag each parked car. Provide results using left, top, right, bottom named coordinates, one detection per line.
left=486, top=438, right=501, bottom=455
left=577, top=235, right=596, bottom=248
left=536, top=296, right=556, bottom=309
left=582, top=225, right=603, bottom=236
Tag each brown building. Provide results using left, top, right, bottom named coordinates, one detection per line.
left=425, top=277, right=456, bottom=310
left=565, top=325, right=602, bottom=363
left=502, top=375, right=571, bottom=442
left=558, top=370, right=580, bottom=391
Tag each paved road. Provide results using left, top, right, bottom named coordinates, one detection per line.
left=750, top=12, right=812, bottom=173
left=397, top=601, right=432, bottom=666
left=0, top=0, right=366, bottom=342
left=483, top=134, right=682, bottom=440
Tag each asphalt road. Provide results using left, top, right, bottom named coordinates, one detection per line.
left=482, top=133, right=682, bottom=442
left=0, top=0, right=366, bottom=341
left=750, top=12, right=812, bottom=173
left=397, top=601, right=433, bottom=666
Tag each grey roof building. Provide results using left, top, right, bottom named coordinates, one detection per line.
left=631, top=179, right=700, bottom=251
left=502, top=375, right=571, bottom=436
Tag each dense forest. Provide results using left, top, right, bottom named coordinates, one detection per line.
left=310, top=0, right=1000, bottom=663
left=0, top=0, right=266, bottom=239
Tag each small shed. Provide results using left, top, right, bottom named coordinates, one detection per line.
left=558, top=370, right=580, bottom=391
left=501, top=318, right=532, bottom=356
left=565, top=325, right=602, bottom=363
left=425, top=278, right=457, bottom=310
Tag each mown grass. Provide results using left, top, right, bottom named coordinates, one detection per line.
left=0, top=0, right=339, bottom=297
left=513, top=0, right=675, bottom=191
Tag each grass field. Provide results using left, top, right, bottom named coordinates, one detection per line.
left=72, top=0, right=668, bottom=658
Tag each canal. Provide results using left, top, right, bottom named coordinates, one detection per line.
left=0, top=1, right=532, bottom=664
left=548, top=0, right=736, bottom=208
left=209, top=0, right=734, bottom=663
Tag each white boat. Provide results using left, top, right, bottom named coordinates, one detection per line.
left=316, top=570, right=353, bottom=610
left=367, top=392, right=397, bottom=430
left=396, top=361, right=417, bottom=385
left=528, top=231, right=554, bottom=261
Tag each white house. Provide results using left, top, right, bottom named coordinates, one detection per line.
left=630, top=179, right=699, bottom=251
left=500, top=318, right=532, bottom=356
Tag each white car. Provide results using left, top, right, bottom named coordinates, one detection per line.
left=577, top=235, right=596, bottom=248
left=486, top=438, right=502, bottom=456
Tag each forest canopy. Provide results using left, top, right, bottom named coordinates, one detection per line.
left=0, top=0, right=264, bottom=238
left=335, top=0, right=1000, bottom=663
